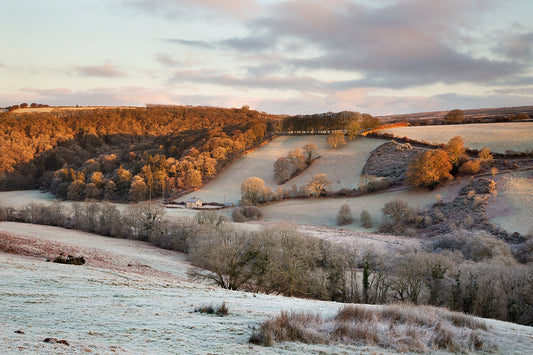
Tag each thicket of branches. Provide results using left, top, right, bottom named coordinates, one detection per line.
left=2, top=201, right=531, bottom=326
left=0, top=106, right=276, bottom=200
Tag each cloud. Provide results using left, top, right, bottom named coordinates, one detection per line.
left=213, top=0, right=523, bottom=88
left=75, top=64, right=125, bottom=78
left=168, top=69, right=323, bottom=91
left=165, top=39, right=215, bottom=49
left=497, top=31, right=533, bottom=61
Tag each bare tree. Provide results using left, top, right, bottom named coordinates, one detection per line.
left=273, top=157, right=294, bottom=184
left=188, top=227, right=256, bottom=290
left=287, top=148, right=307, bottom=171
left=302, top=143, right=318, bottom=165
left=337, top=203, right=353, bottom=226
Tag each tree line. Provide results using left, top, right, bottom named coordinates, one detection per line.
left=281, top=111, right=380, bottom=134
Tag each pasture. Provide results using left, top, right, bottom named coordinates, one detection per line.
left=1, top=222, right=531, bottom=354
left=260, top=178, right=467, bottom=232
left=382, top=122, right=533, bottom=153
left=486, top=170, right=533, bottom=235
left=181, top=135, right=386, bottom=204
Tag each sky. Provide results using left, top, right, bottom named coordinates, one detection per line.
left=1, top=0, right=533, bottom=115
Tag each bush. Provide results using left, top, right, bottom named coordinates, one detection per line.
left=360, top=210, right=372, bottom=228
left=195, top=210, right=226, bottom=228
left=359, top=174, right=390, bottom=193
left=232, top=206, right=262, bottom=222
left=459, top=159, right=481, bottom=175
left=381, top=199, right=415, bottom=230
left=429, top=230, right=513, bottom=262
left=194, top=302, right=229, bottom=316
left=337, top=203, right=353, bottom=226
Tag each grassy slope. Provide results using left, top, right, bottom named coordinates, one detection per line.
left=382, top=122, right=533, bottom=153
left=486, top=170, right=533, bottom=235
left=1, top=222, right=532, bottom=354
left=260, top=178, right=467, bottom=232
left=181, top=136, right=386, bottom=204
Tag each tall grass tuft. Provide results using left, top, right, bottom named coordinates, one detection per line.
left=250, top=304, right=495, bottom=353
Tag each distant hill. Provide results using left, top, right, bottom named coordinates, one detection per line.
left=378, top=105, right=533, bottom=123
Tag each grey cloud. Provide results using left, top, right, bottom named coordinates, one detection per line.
left=219, top=35, right=274, bottom=52
left=497, top=31, right=533, bottom=61
left=168, top=69, right=323, bottom=91
left=75, top=64, right=125, bottom=78
left=156, top=53, right=182, bottom=67
left=165, top=39, right=215, bottom=49
left=217, top=0, right=522, bottom=88
left=244, top=63, right=283, bottom=77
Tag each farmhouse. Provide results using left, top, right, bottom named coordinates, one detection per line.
left=186, top=198, right=203, bottom=208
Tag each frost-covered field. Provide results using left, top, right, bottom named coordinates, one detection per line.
left=383, top=122, right=533, bottom=153
left=486, top=171, right=533, bottom=235
left=1, top=222, right=532, bottom=354
left=180, top=135, right=386, bottom=204
left=260, top=178, right=468, bottom=232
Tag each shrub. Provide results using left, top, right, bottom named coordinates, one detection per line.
left=359, top=174, right=390, bottom=193
left=360, top=210, right=372, bottom=228
left=53, top=253, right=86, bottom=265
left=194, top=302, right=229, bottom=316
left=429, top=229, right=513, bottom=262
left=381, top=199, right=415, bottom=229
left=478, top=147, right=493, bottom=166
left=459, top=159, right=481, bottom=175
left=232, top=206, right=262, bottom=222
left=337, top=203, right=353, bottom=226
left=195, top=210, right=226, bottom=228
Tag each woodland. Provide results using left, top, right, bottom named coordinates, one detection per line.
left=0, top=107, right=380, bottom=202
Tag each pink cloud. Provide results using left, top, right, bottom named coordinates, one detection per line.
left=75, top=64, right=125, bottom=78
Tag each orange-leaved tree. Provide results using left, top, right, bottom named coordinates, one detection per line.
left=407, top=149, right=453, bottom=188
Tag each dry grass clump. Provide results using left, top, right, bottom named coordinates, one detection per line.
left=249, top=311, right=327, bottom=346
left=250, top=304, right=496, bottom=353
left=194, top=302, right=229, bottom=317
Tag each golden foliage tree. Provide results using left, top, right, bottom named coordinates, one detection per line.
left=327, top=131, right=346, bottom=149
left=307, top=173, right=331, bottom=197
left=241, top=176, right=269, bottom=204
left=478, top=147, right=493, bottom=166
left=444, top=136, right=466, bottom=168
left=407, top=149, right=453, bottom=188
